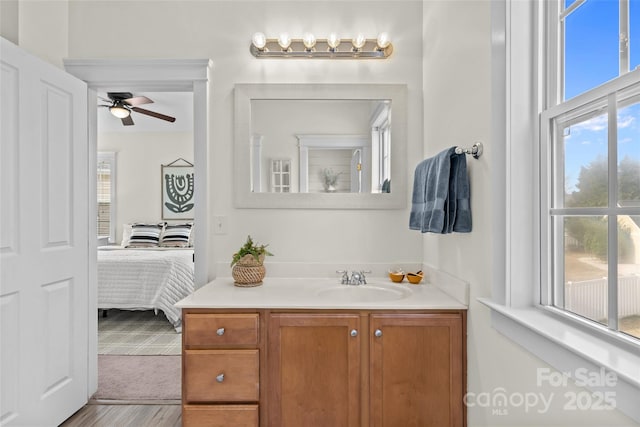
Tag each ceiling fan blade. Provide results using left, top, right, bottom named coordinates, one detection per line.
left=131, top=107, right=176, bottom=123
left=121, top=115, right=135, bottom=126
left=123, top=96, right=153, bottom=106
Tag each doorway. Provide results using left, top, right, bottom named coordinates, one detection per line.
left=64, top=58, right=212, bottom=398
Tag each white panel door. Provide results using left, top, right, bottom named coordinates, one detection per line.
left=0, top=37, right=89, bottom=426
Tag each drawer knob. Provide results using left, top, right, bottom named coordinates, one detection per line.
left=216, top=373, right=225, bottom=383
left=374, top=329, right=383, bottom=337
left=350, top=329, right=358, bottom=337
left=216, top=327, right=225, bottom=336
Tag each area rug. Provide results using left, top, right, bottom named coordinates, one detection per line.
left=99, top=309, right=181, bottom=355
left=94, top=355, right=181, bottom=400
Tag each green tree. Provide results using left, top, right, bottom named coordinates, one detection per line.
left=565, top=156, right=639, bottom=262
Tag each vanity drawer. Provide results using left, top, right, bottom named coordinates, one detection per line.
left=184, top=349, right=259, bottom=402
left=184, top=313, right=259, bottom=347
left=182, top=404, right=259, bottom=427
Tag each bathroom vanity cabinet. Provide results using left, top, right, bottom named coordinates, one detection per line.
left=181, top=308, right=466, bottom=427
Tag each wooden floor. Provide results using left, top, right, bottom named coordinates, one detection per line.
left=60, top=403, right=181, bottom=427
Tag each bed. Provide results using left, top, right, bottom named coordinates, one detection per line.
left=97, top=247, right=195, bottom=332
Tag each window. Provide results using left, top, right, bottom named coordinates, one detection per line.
left=542, top=0, right=640, bottom=340
left=97, top=152, right=116, bottom=243
left=270, top=159, right=291, bottom=193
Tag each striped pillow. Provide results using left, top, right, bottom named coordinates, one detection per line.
left=161, top=223, right=193, bottom=248
left=125, top=223, right=164, bottom=248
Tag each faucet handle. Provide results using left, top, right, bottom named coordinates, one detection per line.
left=359, top=270, right=372, bottom=284
left=336, top=270, right=349, bottom=284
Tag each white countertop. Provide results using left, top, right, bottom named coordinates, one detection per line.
left=175, top=277, right=468, bottom=310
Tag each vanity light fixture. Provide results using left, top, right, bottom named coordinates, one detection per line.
left=250, top=32, right=393, bottom=59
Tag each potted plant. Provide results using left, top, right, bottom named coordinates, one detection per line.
left=231, top=235, right=273, bottom=287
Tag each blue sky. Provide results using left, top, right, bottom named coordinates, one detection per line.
left=563, top=0, right=640, bottom=194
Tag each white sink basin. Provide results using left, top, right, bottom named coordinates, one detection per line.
left=316, top=284, right=412, bottom=302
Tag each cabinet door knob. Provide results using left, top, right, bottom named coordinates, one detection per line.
left=374, top=329, right=383, bottom=337
left=350, top=329, right=358, bottom=337
left=216, top=373, right=225, bottom=383
left=216, top=327, right=225, bottom=336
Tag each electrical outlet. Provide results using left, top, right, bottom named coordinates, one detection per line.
left=214, top=215, right=227, bottom=235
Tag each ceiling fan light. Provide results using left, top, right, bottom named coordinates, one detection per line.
left=110, top=105, right=130, bottom=119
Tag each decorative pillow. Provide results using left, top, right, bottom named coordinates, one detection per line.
left=121, top=224, right=133, bottom=247
left=125, top=223, right=165, bottom=248
left=161, top=223, right=193, bottom=248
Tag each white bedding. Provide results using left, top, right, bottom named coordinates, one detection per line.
left=97, top=247, right=195, bottom=332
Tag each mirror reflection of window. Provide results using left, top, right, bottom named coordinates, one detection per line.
left=270, top=159, right=291, bottom=193
left=370, top=102, right=392, bottom=192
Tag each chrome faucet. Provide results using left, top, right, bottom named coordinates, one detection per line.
left=336, top=270, right=370, bottom=285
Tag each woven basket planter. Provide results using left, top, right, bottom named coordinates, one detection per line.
left=232, top=254, right=266, bottom=287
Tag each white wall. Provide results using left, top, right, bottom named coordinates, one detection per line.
left=422, top=1, right=637, bottom=426
left=97, top=131, right=193, bottom=244
left=17, top=0, right=68, bottom=68
left=0, top=0, right=19, bottom=44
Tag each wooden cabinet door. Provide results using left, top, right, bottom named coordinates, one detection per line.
left=267, top=313, right=361, bottom=427
left=370, top=313, right=464, bottom=427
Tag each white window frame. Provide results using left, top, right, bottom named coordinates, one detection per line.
left=482, top=0, right=640, bottom=422
left=97, top=152, right=116, bottom=244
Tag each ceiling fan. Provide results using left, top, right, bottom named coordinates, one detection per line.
left=100, top=92, right=176, bottom=126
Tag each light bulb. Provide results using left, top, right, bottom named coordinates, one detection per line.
left=303, top=33, right=316, bottom=50
left=277, top=33, right=291, bottom=50
left=352, top=34, right=366, bottom=50
left=110, top=105, right=130, bottom=119
left=376, top=32, right=390, bottom=49
left=327, top=33, right=341, bottom=50
left=252, top=32, right=266, bottom=50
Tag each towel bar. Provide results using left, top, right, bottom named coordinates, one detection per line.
left=455, top=142, right=483, bottom=159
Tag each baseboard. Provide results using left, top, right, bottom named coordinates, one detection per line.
left=88, top=398, right=181, bottom=405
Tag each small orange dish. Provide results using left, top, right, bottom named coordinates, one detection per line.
left=406, top=271, right=424, bottom=284
left=389, top=271, right=405, bottom=283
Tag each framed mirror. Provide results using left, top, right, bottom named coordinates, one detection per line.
left=234, top=83, right=407, bottom=209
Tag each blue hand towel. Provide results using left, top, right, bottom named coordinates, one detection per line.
left=447, top=152, right=472, bottom=233
left=409, top=159, right=429, bottom=230
left=410, top=147, right=472, bottom=234
left=409, top=147, right=456, bottom=233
